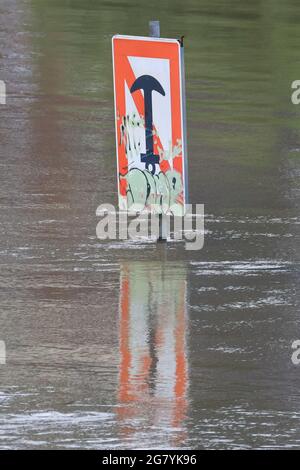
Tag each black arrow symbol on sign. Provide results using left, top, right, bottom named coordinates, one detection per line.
left=130, top=75, right=165, bottom=175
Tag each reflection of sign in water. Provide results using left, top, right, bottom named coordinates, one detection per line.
left=117, top=262, right=188, bottom=446
left=112, top=36, right=187, bottom=215
left=0, top=340, right=6, bottom=365
left=0, top=80, right=6, bottom=105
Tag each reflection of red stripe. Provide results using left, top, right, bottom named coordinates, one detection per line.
left=119, top=268, right=131, bottom=402
left=173, top=283, right=188, bottom=426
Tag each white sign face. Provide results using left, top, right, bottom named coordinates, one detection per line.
left=112, top=35, right=188, bottom=216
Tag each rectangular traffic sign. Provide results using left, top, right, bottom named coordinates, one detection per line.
left=112, top=35, right=188, bottom=216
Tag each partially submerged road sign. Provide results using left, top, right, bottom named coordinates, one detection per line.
left=112, top=35, right=188, bottom=216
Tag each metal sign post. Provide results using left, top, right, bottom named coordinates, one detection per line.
left=112, top=22, right=188, bottom=243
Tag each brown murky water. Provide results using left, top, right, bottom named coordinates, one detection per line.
left=0, top=0, right=300, bottom=449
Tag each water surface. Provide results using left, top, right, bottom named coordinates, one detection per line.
left=0, top=0, right=300, bottom=449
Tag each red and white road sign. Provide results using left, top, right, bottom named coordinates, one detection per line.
left=112, top=35, right=188, bottom=216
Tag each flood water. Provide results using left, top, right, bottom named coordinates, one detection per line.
left=1, top=0, right=300, bottom=449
